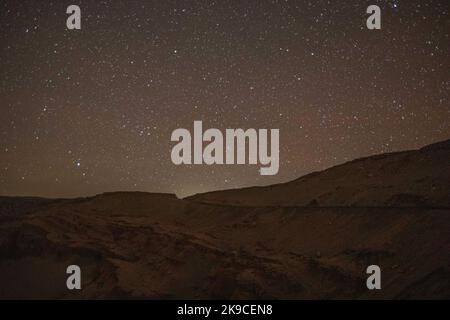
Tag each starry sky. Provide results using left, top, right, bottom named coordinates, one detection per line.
left=0, top=0, right=449, bottom=198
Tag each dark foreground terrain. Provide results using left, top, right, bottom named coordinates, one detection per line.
left=0, top=140, right=449, bottom=299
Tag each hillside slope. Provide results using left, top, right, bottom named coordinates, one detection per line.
left=188, top=139, right=450, bottom=207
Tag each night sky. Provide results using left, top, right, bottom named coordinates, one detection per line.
left=0, top=0, right=449, bottom=198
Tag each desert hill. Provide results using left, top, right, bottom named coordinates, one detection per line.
left=188, top=139, right=450, bottom=208
left=0, top=139, right=449, bottom=299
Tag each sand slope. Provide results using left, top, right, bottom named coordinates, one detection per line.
left=189, top=139, right=450, bottom=207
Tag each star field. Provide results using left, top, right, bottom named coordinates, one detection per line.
left=0, top=0, right=449, bottom=198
